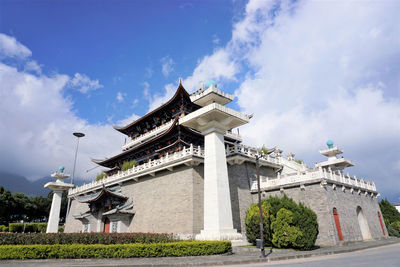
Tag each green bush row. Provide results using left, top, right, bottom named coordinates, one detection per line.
left=245, top=195, right=318, bottom=250
left=8, top=223, right=47, bottom=233
left=0, top=241, right=231, bottom=259
left=0, top=226, right=8, bottom=232
left=0, top=232, right=177, bottom=245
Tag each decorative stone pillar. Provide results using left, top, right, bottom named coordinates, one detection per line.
left=198, top=127, right=242, bottom=240
left=180, top=98, right=249, bottom=240
left=44, top=166, right=74, bottom=233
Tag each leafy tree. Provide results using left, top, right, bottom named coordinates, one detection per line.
left=245, top=195, right=318, bottom=250
left=0, top=186, right=14, bottom=225
left=379, top=199, right=400, bottom=224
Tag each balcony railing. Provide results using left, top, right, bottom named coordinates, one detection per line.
left=122, top=120, right=174, bottom=151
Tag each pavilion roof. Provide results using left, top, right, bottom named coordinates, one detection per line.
left=75, top=186, right=128, bottom=203
left=92, top=116, right=180, bottom=167
left=113, top=82, right=191, bottom=135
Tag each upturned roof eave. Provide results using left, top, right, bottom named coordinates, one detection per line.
left=113, top=83, right=191, bottom=135
left=92, top=116, right=180, bottom=167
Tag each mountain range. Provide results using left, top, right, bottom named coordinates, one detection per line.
left=0, top=171, right=87, bottom=196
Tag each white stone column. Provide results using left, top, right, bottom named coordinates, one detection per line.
left=47, top=190, right=63, bottom=233
left=44, top=169, right=74, bottom=233
left=196, top=128, right=242, bottom=240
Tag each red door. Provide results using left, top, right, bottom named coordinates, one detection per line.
left=333, top=208, right=343, bottom=241
left=378, top=212, right=386, bottom=236
left=104, top=218, right=110, bottom=233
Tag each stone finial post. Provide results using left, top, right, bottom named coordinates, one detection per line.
left=44, top=166, right=74, bottom=233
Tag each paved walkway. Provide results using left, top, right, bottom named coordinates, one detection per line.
left=0, top=238, right=399, bottom=266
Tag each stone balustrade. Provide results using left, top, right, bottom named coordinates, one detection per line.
left=122, top=120, right=174, bottom=151
left=69, top=144, right=204, bottom=196
left=251, top=167, right=377, bottom=192
left=226, top=143, right=280, bottom=165
left=69, top=143, right=283, bottom=197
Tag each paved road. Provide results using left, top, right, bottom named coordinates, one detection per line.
left=225, top=242, right=400, bottom=267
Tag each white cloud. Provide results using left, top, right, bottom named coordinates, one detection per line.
left=24, top=60, right=42, bottom=74
left=132, top=98, right=139, bottom=107
left=0, top=34, right=124, bottom=181
left=145, top=66, right=153, bottom=79
left=212, top=34, right=220, bottom=45
left=116, top=92, right=125, bottom=102
left=69, top=73, right=103, bottom=94
left=231, top=0, right=400, bottom=197
left=161, top=56, right=174, bottom=77
left=151, top=0, right=400, bottom=199
left=0, top=33, right=32, bottom=59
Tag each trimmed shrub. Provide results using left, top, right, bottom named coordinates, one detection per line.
left=245, top=195, right=318, bottom=250
left=36, top=223, right=47, bottom=233
left=122, top=160, right=137, bottom=171
left=271, top=208, right=302, bottom=248
left=9, top=223, right=23, bottom=233
left=58, top=225, right=64, bottom=233
left=0, top=241, right=231, bottom=259
left=0, top=226, right=8, bottom=233
left=8, top=223, right=47, bottom=233
left=245, top=201, right=272, bottom=246
left=0, top=232, right=177, bottom=245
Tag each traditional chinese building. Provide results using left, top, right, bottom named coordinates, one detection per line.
left=65, top=81, right=388, bottom=246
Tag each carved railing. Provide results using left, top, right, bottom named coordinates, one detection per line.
left=251, top=167, right=377, bottom=192
left=225, top=143, right=280, bottom=165
left=122, top=119, right=174, bottom=151
left=69, top=144, right=204, bottom=196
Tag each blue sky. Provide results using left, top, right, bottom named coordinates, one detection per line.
left=0, top=0, right=399, bottom=202
left=1, top=0, right=244, bottom=124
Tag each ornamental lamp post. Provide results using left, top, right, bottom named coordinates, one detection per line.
left=65, top=132, right=85, bottom=219
left=256, top=155, right=266, bottom=258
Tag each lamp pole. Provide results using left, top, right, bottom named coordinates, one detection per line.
left=65, top=132, right=85, bottom=219
left=256, top=155, right=266, bottom=258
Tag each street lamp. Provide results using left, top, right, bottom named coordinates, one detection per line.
left=256, top=155, right=266, bottom=258
left=66, top=132, right=85, bottom=218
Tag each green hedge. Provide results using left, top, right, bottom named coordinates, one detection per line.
left=0, top=232, right=177, bottom=245
left=0, top=226, right=8, bottom=233
left=8, top=223, right=47, bottom=233
left=0, top=241, right=231, bottom=259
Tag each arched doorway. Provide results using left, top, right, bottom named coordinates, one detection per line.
left=333, top=208, right=343, bottom=241
left=356, top=206, right=371, bottom=240
left=378, top=212, right=386, bottom=236
left=104, top=218, right=110, bottom=233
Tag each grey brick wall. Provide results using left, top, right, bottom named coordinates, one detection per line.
left=254, top=181, right=387, bottom=246
left=65, top=160, right=386, bottom=247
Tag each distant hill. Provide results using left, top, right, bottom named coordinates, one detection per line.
left=0, top=171, right=87, bottom=197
